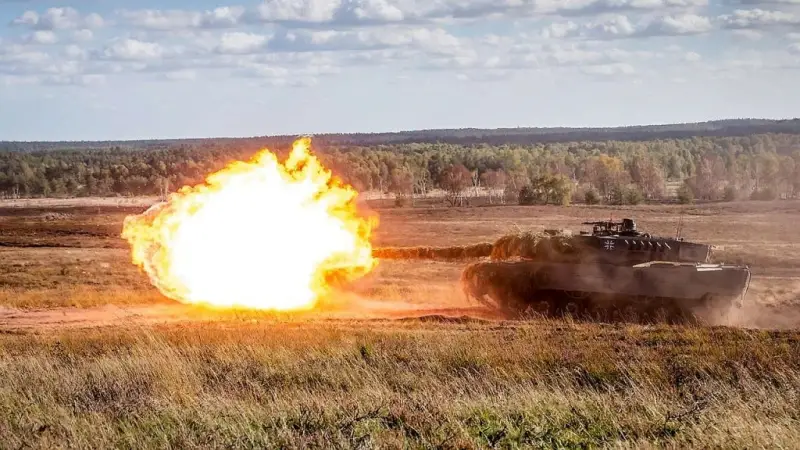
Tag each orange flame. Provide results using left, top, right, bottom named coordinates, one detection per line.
left=121, top=137, right=377, bottom=311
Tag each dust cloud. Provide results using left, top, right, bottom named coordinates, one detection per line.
left=701, top=281, right=800, bottom=330
left=713, top=302, right=800, bottom=330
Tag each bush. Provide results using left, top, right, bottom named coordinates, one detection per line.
left=584, top=189, right=601, bottom=205
left=518, top=175, right=573, bottom=206
left=750, top=188, right=778, bottom=201
left=608, top=185, right=645, bottom=205
left=623, top=186, right=644, bottom=205
left=518, top=186, right=536, bottom=205
left=723, top=186, right=737, bottom=202
left=677, top=184, right=695, bottom=204
left=502, top=186, right=517, bottom=204
left=394, top=195, right=412, bottom=207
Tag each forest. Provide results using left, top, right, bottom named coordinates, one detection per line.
left=1, top=124, right=799, bottom=206
left=3, top=118, right=800, bottom=152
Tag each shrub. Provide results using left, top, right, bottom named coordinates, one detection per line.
left=518, top=175, right=573, bottom=206
left=584, top=188, right=601, bottom=205
left=750, top=188, right=778, bottom=201
left=394, top=195, right=412, bottom=207
left=518, top=186, right=536, bottom=205
left=623, top=186, right=644, bottom=205
left=723, top=186, right=737, bottom=202
left=677, top=184, right=695, bottom=204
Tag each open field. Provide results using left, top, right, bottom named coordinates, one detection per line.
left=1, top=199, right=799, bottom=448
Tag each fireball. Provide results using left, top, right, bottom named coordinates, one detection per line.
left=121, top=137, right=377, bottom=311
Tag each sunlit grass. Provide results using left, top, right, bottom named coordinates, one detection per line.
left=0, top=321, right=798, bottom=448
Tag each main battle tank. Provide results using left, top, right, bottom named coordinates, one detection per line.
left=461, top=219, right=751, bottom=323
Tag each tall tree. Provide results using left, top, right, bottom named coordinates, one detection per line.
left=439, top=164, right=471, bottom=207
left=583, top=155, right=627, bottom=203
left=480, top=169, right=507, bottom=205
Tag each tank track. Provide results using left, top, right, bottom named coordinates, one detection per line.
left=460, top=261, right=738, bottom=324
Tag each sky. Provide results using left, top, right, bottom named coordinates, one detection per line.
left=0, top=0, right=799, bottom=141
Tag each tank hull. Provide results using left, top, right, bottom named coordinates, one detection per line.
left=461, top=260, right=751, bottom=323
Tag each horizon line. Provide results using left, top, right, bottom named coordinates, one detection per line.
left=2, top=116, right=798, bottom=144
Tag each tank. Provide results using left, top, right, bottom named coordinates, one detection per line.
left=460, top=219, right=752, bottom=323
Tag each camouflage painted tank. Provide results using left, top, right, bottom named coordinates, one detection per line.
left=461, top=219, right=752, bottom=323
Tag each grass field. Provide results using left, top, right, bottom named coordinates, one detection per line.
left=1, top=199, right=799, bottom=448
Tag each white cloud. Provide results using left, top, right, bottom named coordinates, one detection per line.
left=789, top=43, right=800, bottom=54
left=580, top=62, right=636, bottom=76
left=236, top=0, right=711, bottom=27
left=513, top=44, right=659, bottom=73
left=28, top=31, right=58, bottom=45
left=684, top=51, right=702, bottom=61
left=551, top=0, right=709, bottom=16
left=40, top=60, right=82, bottom=76
left=12, top=11, right=39, bottom=27
left=709, top=49, right=800, bottom=74
left=542, top=21, right=581, bottom=39
left=103, top=39, right=165, bottom=60
left=574, top=14, right=638, bottom=39
left=119, top=7, right=245, bottom=30
left=1, top=75, right=39, bottom=87
left=2, top=0, right=794, bottom=92
left=407, top=28, right=465, bottom=55
left=350, top=0, right=406, bottom=22
left=544, top=46, right=609, bottom=66
left=252, top=0, right=340, bottom=23
left=43, top=74, right=106, bottom=87
left=265, top=77, right=319, bottom=88
left=453, top=69, right=512, bottom=82
left=267, top=27, right=468, bottom=57
left=542, top=13, right=713, bottom=40
left=64, top=45, right=88, bottom=60
left=121, top=10, right=198, bottom=30
left=725, top=0, right=800, bottom=4
left=12, top=7, right=103, bottom=30
left=643, top=14, right=714, bottom=35
left=720, top=9, right=799, bottom=29
left=217, top=32, right=270, bottom=54
left=731, top=29, right=764, bottom=40
left=788, top=32, right=800, bottom=40
left=84, top=13, right=105, bottom=29
left=202, top=7, right=245, bottom=28
left=245, top=66, right=290, bottom=78
left=164, top=70, right=197, bottom=81
left=73, top=30, right=94, bottom=42
left=234, top=60, right=323, bottom=87
left=0, top=44, right=50, bottom=67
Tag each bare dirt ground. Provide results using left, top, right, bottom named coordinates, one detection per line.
left=0, top=198, right=798, bottom=331
left=0, top=296, right=500, bottom=331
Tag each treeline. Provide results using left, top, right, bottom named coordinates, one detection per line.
left=0, top=133, right=799, bottom=206
left=3, top=118, right=799, bottom=152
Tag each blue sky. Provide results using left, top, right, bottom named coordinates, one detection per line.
left=1, top=0, right=799, bottom=141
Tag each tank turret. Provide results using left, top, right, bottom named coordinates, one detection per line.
left=570, top=218, right=712, bottom=266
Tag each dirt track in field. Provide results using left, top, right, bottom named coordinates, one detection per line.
left=0, top=298, right=504, bottom=331
left=2, top=294, right=799, bottom=331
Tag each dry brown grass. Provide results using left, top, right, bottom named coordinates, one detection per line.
left=1, top=319, right=798, bottom=448
left=1, top=199, right=800, bottom=448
